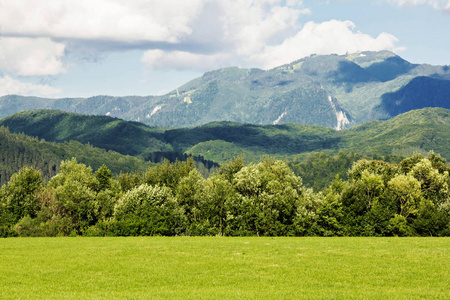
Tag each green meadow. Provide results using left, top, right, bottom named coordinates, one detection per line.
left=0, top=237, right=449, bottom=299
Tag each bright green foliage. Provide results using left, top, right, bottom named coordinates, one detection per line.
left=408, top=158, right=450, bottom=205
left=312, top=193, right=345, bottom=236
left=218, top=156, right=244, bottom=182
left=387, top=214, right=414, bottom=236
left=198, top=174, right=237, bottom=236
left=1, top=166, right=42, bottom=223
left=2, top=153, right=450, bottom=237
left=118, top=172, right=142, bottom=192
left=230, top=158, right=302, bottom=236
left=145, top=157, right=195, bottom=190
left=95, top=164, right=112, bottom=191
left=293, top=188, right=322, bottom=235
left=387, top=174, right=421, bottom=218
left=47, top=158, right=100, bottom=234
left=113, top=184, right=186, bottom=236
left=175, top=169, right=205, bottom=230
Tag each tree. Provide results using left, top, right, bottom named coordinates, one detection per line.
left=231, top=158, right=302, bottom=236
left=408, top=158, right=449, bottom=206
left=145, top=157, right=195, bottom=190
left=175, top=169, right=205, bottom=229
left=47, top=158, right=99, bottom=234
left=387, top=174, right=422, bottom=218
left=95, top=164, right=112, bottom=191
left=2, top=166, right=43, bottom=223
left=113, top=184, right=186, bottom=236
left=341, top=169, right=387, bottom=235
left=199, top=174, right=237, bottom=236
left=218, top=156, right=244, bottom=182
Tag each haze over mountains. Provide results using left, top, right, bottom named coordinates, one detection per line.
left=1, top=51, right=449, bottom=130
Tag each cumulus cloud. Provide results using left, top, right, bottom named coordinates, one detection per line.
left=385, top=0, right=450, bottom=12
left=0, top=37, right=66, bottom=76
left=0, top=0, right=204, bottom=43
left=250, top=20, right=400, bottom=69
left=142, top=19, right=400, bottom=71
left=139, top=1, right=400, bottom=71
left=0, top=0, right=402, bottom=76
left=0, top=76, right=61, bottom=97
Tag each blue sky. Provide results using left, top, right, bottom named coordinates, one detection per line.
left=0, top=0, right=449, bottom=98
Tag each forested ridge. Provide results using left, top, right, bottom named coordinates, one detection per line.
left=3, top=107, right=450, bottom=167
left=0, top=126, right=150, bottom=185
left=1, top=153, right=449, bottom=237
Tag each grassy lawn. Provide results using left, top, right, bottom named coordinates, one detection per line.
left=0, top=237, right=449, bottom=299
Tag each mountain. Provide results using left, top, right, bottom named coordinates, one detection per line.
left=2, top=108, right=450, bottom=165
left=1, top=51, right=449, bottom=129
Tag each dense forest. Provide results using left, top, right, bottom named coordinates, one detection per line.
left=1, top=152, right=449, bottom=237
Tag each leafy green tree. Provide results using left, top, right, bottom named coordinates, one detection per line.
left=218, top=156, right=244, bottom=182
left=412, top=199, right=449, bottom=236
left=95, top=164, right=112, bottom=191
left=312, top=192, right=345, bottom=236
left=387, top=174, right=422, bottom=218
left=145, top=157, right=195, bottom=190
left=198, top=174, right=237, bottom=236
left=47, top=158, right=100, bottom=234
left=387, top=214, right=414, bottom=236
left=341, top=169, right=387, bottom=235
left=293, top=188, right=322, bottom=236
left=1, top=166, right=43, bottom=223
left=113, top=184, right=186, bottom=236
left=231, top=158, right=302, bottom=236
left=175, top=169, right=205, bottom=229
left=118, top=172, right=142, bottom=192
left=408, top=158, right=449, bottom=205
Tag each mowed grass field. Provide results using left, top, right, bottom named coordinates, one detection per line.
left=0, top=237, right=449, bottom=299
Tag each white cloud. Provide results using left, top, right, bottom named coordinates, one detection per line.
left=250, top=20, right=400, bottom=69
left=385, top=0, right=450, bottom=12
left=141, top=0, right=311, bottom=70
left=0, top=0, right=402, bottom=79
left=0, top=37, right=66, bottom=76
left=0, top=0, right=204, bottom=43
left=0, top=76, right=61, bottom=97
left=0, top=0, right=310, bottom=74
left=143, top=20, right=400, bottom=71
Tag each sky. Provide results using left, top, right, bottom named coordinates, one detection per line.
left=0, top=0, right=449, bottom=98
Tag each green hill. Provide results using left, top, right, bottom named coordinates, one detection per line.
left=2, top=108, right=450, bottom=165
left=0, top=126, right=149, bottom=185
left=338, top=107, right=450, bottom=159
left=0, top=109, right=171, bottom=157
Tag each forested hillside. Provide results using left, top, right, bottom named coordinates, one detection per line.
left=1, top=154, right=449, bottom=237
left=2, top=107, right=450, bottom=165
left=0, top=127, right=149, bottom=185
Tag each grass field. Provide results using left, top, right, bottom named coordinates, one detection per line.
left=0, top=237, right=449, bottom=299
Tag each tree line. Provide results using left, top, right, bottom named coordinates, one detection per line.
left=1, top=152, right=449, bottom=237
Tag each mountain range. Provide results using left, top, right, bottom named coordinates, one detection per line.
left=1, top=51, right=449, bottom=130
